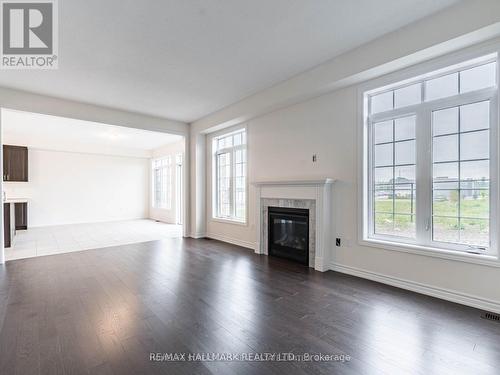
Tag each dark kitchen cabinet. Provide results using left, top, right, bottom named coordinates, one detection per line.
left=3, top=203, right=10, bottom=248
left=15, top=202, right=27, bottom=230
left=3, top=145, right=28, bottom=182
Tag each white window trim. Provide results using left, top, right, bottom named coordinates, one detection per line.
left=358, top=41, right=500, bottom=267
left=211, top=125, right=248, bottom=224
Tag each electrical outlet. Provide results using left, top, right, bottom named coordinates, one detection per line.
left=336, top=238, right=341, bottom=247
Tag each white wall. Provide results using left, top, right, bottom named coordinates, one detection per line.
left=190, top=0, right=500, bottom=239
left=206, top=88, right=353, bottom=247
left=191, top=0, right=500, bottom=312
left=149, top=140, right=185, bottom=224
left=193, top=0, right=500, bottom=312
left=190, top=131, right=206, bottom=238
left=4, top=149, right=150, bottom=227
left=204, top=81, right=500, bottom=311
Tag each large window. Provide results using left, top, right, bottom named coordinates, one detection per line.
left=213, top=128, right=247, bottom=222
left=363, top=54, right=498, bottom=256
left=152, top=156, right=172, bottom=209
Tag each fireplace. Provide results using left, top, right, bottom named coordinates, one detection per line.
left=268, top=206, right=309, bottom=265
left=253, top=179, right=334, bottom=271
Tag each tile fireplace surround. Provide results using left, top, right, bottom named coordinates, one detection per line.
left=253, top=179, right=335, bottom=272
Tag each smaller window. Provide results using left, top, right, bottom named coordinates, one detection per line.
left=152, top=157, right=172, bottom=209
left=394, top=83, right=421, bottom=108
left=425, top=72, right=458, bottom=101
left=213, top=128, right=247, bottom=222
left=460, top=62, right=496, bottom=93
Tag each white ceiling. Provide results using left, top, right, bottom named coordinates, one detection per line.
left=0, top=0, right=459, bottom=123
left=1, top=109, right=183, bottom=158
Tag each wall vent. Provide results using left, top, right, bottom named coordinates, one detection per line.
left=481, top=312, right=500, bottom=322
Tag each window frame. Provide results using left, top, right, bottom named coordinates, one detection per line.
left=152, top=156, right=172, bottom=210
left=359, top=46, right=500, bottom=265
left=212, top=126, right=248, bottom=224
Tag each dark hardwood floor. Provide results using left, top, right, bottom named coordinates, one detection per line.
left=0, top=238, right=499, bottom=375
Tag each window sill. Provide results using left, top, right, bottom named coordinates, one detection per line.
left=360, top=238, right=500, bottom=268
left=211, top=217, right=248, bottom=226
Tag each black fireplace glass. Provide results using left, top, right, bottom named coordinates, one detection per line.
left=268, top=207, right=309, bottom=265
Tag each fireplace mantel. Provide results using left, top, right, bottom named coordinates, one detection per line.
left=252, top=179, right=334, bottom=187
left=253, top=178, right=335, bottom=272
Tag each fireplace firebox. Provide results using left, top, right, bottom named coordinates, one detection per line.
left=268, top=206, right=309, bottom=265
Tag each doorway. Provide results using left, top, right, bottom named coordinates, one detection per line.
left=0, top=108, right=189, bottom=262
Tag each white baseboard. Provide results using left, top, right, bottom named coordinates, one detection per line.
left=190, top=232, right=206, bottom=239
left=331, top=262, right=500, bottom=314
left=206, top=233, right=256, bottom=250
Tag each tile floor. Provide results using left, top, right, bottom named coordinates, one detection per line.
left=5, top=219, right=183, bottom=261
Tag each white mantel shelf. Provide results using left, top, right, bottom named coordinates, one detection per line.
left=254, top=178, right=335, bottom=272
left=4, top=198, right=29, bottom=204
left=252, top=179, right=335, bottom=186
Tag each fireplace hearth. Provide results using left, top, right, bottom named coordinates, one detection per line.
left=268, top=206, right=309, bottom=265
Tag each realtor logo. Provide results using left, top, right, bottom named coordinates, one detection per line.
left=1, top=0, right=58, bottom=69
